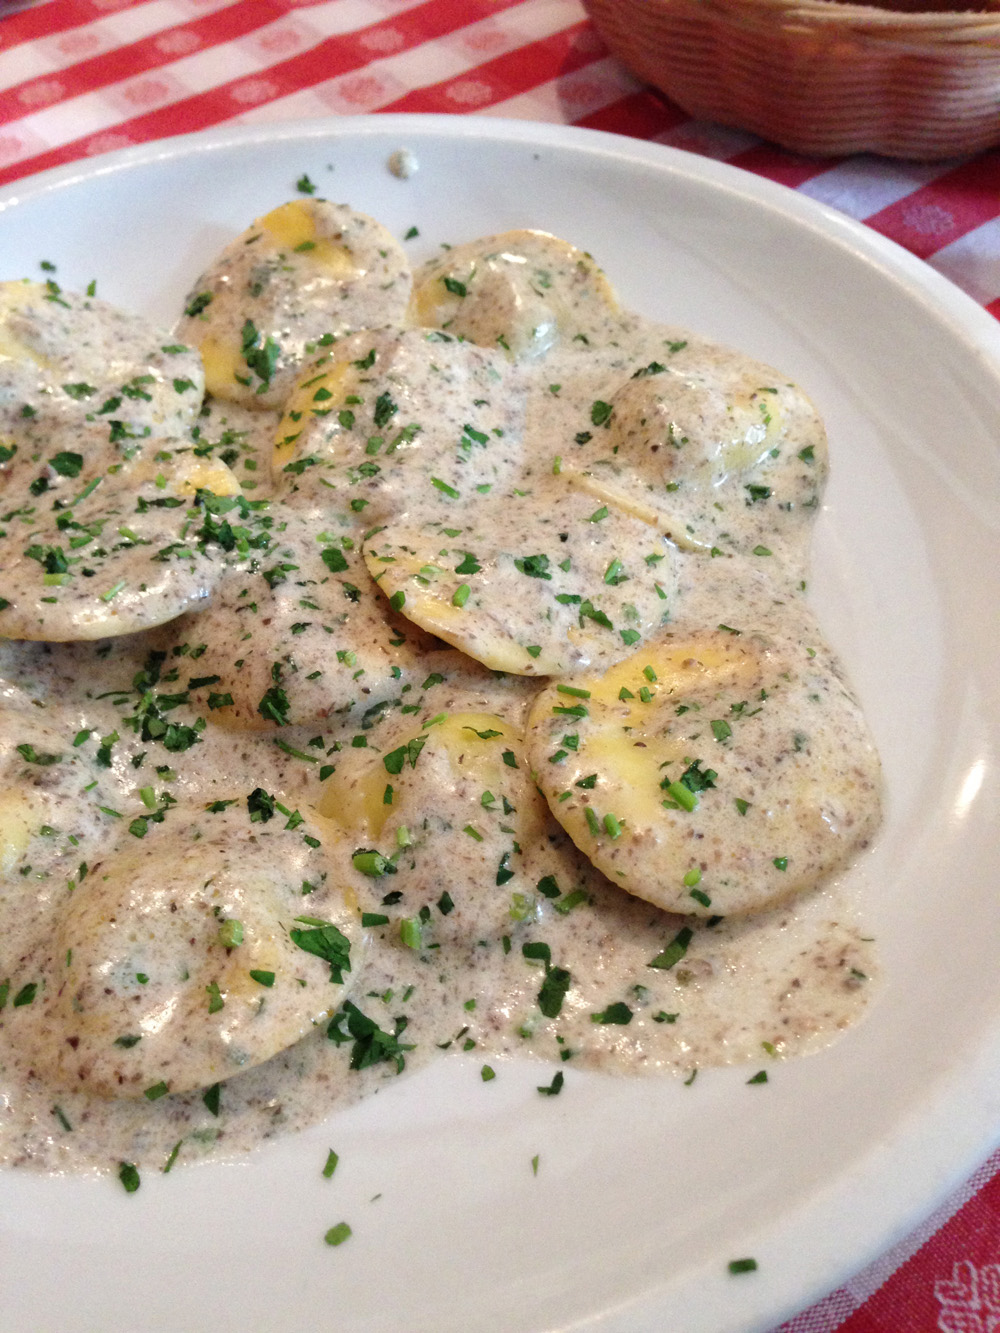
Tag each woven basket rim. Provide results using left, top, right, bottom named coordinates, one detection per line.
left=680, top=0, right=1000, bottom=32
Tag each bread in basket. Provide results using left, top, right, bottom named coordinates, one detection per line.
left=582, top=0, right=1000, bottom=160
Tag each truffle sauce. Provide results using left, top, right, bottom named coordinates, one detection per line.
left=0, top=209, right=881, bottom=1177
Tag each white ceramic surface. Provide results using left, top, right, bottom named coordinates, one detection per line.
left=1, top=116, right=999, bottom=1333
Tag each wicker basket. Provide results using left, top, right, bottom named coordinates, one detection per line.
left=583, top=0, right=1000, bottom=159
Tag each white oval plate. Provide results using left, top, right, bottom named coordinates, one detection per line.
left=2, top=115, right=999, bottom=1333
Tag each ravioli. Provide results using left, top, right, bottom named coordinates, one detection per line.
left=526, top=627, right=882, bottom=916
left=318, top=711, right=553, bottom=944
left=0, top=279, right=205, bottom=448
left=20, top=800, right=362, bottom=1098
left=176, top=200, right=412, bottom=410
left=363, top=481, right=677, bottom=676
left=0, top=282, right=234, bottom=640
left=560, top=346, right=828, bottom=560
left=0, top=445, right=241, bottom=641
left=411, top=229, right=619, bottom=358
left=0, top=705, right=125, bottom=883
left=165, top=494, right=454, bottom=731
left=272, top=328, right=524, bottom=503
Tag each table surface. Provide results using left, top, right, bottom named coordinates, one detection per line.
left=2, top=2, right=1000, bottom=1330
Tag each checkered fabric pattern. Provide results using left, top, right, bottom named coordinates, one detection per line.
left=3, top=3, right=1000, bottom=1328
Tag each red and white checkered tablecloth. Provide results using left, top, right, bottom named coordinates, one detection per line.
left=3, top=2, right=1000, bottom=1329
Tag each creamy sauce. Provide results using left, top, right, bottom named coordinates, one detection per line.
left=0, top=207, right=881, bottom=1180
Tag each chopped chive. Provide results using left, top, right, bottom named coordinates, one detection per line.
left=100, top=579, right=126, bottom=602
left=664, top=781, right=697, bottom=812
left=399, top=917, right=422, bottom=949
left=556, top=684, right=591, bottom=699
left=217, top=919, right=243, bottom=948
left=648, top=926, right=693, bottom=971
left=352, top=848, right=392, bottom=877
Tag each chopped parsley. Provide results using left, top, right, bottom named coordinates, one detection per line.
left=591, top=1002, right=632, bottom=1025
left=327, top=1001, right=412, bottom=1072
left=537, top=1070, right=564, bottom=1096
left=290, top=917, right=352, bottom=983
left=118, top=1162, right=141, bottom=1193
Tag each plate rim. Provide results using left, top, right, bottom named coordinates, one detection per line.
left=4, top=111, right=1000, bottom=337
left=2, top=112, right=1000, bottom=1333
